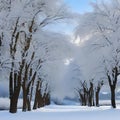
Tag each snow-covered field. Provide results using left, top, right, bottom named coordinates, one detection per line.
left=1, top=102, right=120, bottom=120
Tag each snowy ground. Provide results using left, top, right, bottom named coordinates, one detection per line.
left=0, top=99, right=120, bottom=120
left=0, top=105, right=120, bottom=120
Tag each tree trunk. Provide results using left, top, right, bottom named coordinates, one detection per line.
left=88, top=82, right=94, bottom=107
left=33, top=81, right=39, bottom=109
left=96, top=91, right=99, bottom=107
left=38, top=93, right=44, bottom=108
left=45, top=93, right=50, bottom=105
left=22, top=85, right=32, bottom=111
left=10, top=96, right=18, bottom=113
left=22, top=87, right=27, bottom=112
left=33, top=95, right=38, bottom=110
left=107, top=67, right=118, bottom=108
left=27, top=96, right=31, bottom=111
left=111, top=86, right=116, bottom=108
left=9, top=86, right=21, bottom=113
left=9, top=71, right=13, bottom=99
left=9, top=71, right=21, bottom=113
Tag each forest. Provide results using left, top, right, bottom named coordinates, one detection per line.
left=0, top=0, right=120, bottom=114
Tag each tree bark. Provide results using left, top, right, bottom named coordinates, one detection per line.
left=22, top=87, right=27, bottom=112
left=96, top=91, right=99, bottom=107
left=9, top=85, right=21, bottom=113
left=107, top=69, right=117, bottom=109
left=9, top=71, right=13, bottom=99
left=33, top=81, right=39, bottom=109
left=110, top=86, right=116, bottom=108
left=27, top=96, right=31, bottom=111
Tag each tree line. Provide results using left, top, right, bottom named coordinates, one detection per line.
left=75, top=0, right=120, bottom=108
left=0, top=0, right=71, bottom=113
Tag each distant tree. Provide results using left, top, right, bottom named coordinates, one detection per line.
left=95, top=81, right=103, bottom=107
left=33, top=78, right=50, bottom=109
left=76, top=79, right=103, bottom=107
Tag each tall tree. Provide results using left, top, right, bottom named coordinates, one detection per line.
left=0, top=0, right=71, bottom=113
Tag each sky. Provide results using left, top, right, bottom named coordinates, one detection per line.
left=64, top=0, right=96, bottom=14
left=45, top=0, right=96, bottom=35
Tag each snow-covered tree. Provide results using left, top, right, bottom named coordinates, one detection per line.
left=75, top=0, right=120, bottom=108
left=0, top=0, right=72, bottom=113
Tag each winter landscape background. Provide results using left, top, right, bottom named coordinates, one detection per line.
left=0, top=0, right=120, bottom=119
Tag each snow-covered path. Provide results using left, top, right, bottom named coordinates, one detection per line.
left=0, top=105, right=120, bottom=120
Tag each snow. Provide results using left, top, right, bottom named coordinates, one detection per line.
left=0, top=98, right=120, bottom=120
left=0, top=104, right=120, bottom=120
left=0, top=98, right=23, bottom=110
